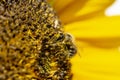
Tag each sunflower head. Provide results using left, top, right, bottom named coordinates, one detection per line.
left=0, top=0, right=77, bottom=80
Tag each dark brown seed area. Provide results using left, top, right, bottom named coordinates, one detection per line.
left=0, top=0, right=77, bottom=80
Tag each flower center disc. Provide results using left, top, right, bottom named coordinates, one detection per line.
left=0, top=0, right=77, bottom=79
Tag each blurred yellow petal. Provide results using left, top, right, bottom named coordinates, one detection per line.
left=65, top=16, right=120, bottom=48
left=52, top=0, right=74, bottom=12
left=64, top=16, right=120, bottom=38
left=71, top=41, right=120, bottom=80
left=57, top=0, right=114, bottom=24
left=77, top=38, right=120, bottom=48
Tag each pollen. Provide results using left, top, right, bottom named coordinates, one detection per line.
left=0, top=0, right=77, bottom=80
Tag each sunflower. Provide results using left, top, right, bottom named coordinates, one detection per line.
left=48, top=0, right=120, bottom=80
left=0, top=0, right=120, bottom=80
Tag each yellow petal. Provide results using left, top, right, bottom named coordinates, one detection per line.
left=71, top=41, right=120, bottom=80
left=47, top=0, right=75, bottom=13
left=65, top=16, right=120, bottom=48
left=47, top=0, right=56, bottom=6
left=58, top=0, right=114, bottom=24
left=53, top=0, right=74, bottom=12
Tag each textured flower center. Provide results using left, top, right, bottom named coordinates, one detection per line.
left=0, top=0, right=77, bottom=80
